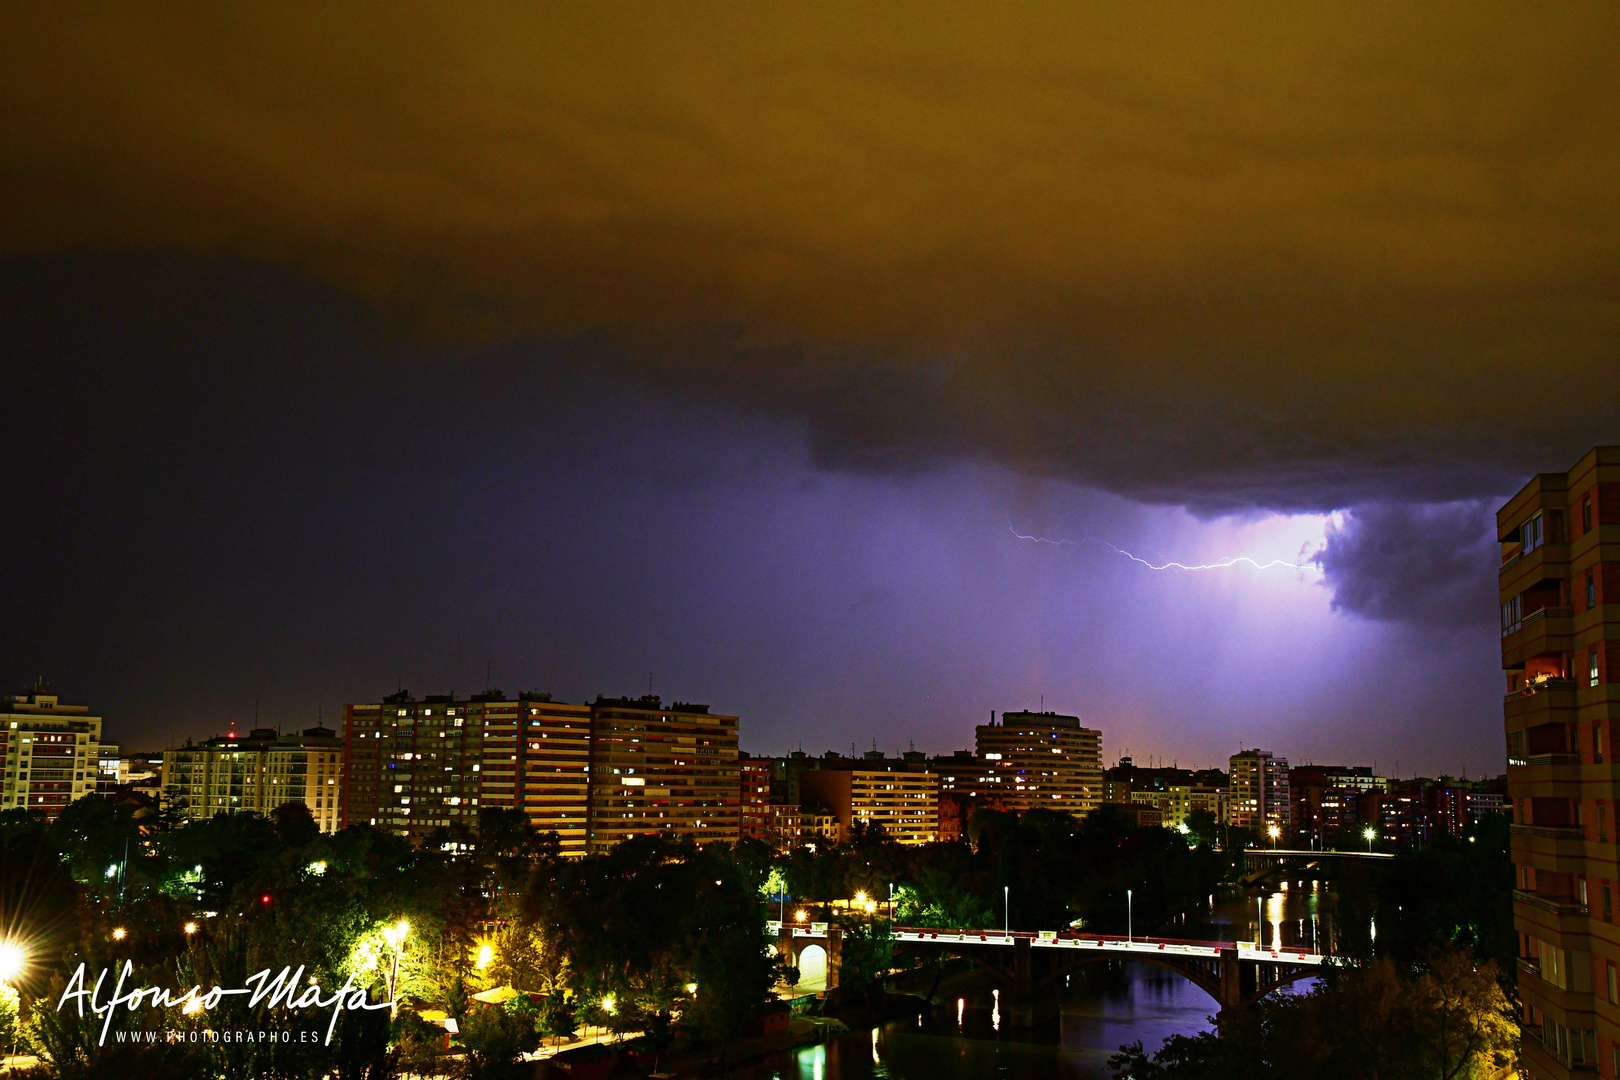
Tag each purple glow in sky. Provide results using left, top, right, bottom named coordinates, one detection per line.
left=11, top=5, right=1613, bottom=778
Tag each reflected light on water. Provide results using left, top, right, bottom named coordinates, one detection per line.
left=956, top=997, right=964, bottom=1030
left=871, top=1028, right=880, bottom=1065
left=992, top=988, right=1001, bottom=1032
left=1266, top=892, right=1285, bottom=950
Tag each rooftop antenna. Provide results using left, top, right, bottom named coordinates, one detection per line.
left=649, top=671, right=654, bottom=696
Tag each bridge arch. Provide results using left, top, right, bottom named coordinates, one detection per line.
left=796, top=943, right=829, bottom=990
left=1036, top=953, right=1224, bottom=1006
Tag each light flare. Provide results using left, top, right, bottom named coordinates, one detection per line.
left=1007, top=520, right=1322, bottom=573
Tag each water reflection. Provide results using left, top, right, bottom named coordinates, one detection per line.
left=733, top=885, right=1355, bottom=1080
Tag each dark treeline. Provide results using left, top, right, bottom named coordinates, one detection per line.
left=1113, top=813, right=1519, bottom=1078
left=0, top=796, right=1516, bottom=1079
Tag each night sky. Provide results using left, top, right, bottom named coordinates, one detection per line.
left=4, top=5, right=1618, bottom=774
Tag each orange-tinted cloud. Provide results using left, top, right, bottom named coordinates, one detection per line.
left=5, top=3, right=1618, bottom=508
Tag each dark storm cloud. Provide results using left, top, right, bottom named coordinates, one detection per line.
left=4, top=3, right=1620, bottom=514
left=1314, top=501, right=1500, bottom=629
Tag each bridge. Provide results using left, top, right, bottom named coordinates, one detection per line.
left=1234, top=847, right=1394, bottom=886
left=771, top=920, right=1329, bottom=1028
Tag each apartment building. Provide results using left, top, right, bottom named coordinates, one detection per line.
left=1132, top=785, right=1192, bottom=828
left=163, top=725, right=343, bottom=832
left=1106, top=757, right=1228, bottom=829
left=1289, top=765, right=1388, bottom=844
left=343, top=692, right=739, bottom=854
left=342, top=694, right=489, bottom=842
left=798, top=760, right=939, bottom=844
left=1229, top=749, right=1290, bottom=832
left=343, top=693, right=596, bottom=852
left=585, top=697, right=740, bottom=853
left=976, top=710, right=1104, bottom=814
left=1500, top=446, right=1620, bottom=1079
left=0, top=690, right=103, bottom=821
left=518, top=699, right=593, bottom=855
left=739, top=754, right=773, bottom=843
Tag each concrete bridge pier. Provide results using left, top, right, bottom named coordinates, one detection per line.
left=1213, top=948, right=1246, bottom=1031
left=1003, top=937, right=1061, bottom=1028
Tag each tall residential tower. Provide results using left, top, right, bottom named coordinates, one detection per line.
left=1502, top=446, right=1620, bottom=1078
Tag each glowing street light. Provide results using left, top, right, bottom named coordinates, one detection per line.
left=601, top=994, right=617, bottom=1015
left=382, top=920, right=410, bottom=1015
left=685, top=982, right=698, bottom=995
left=183, top=922, right=198, bottom=935
left=1267, top=824, right=1281, bottom=850
left=794, top=909, right=807, bottom=922
left=111, top=927, right=126, bottom=941
left=0, top=941, right=25, bottom=983
left=853, top=890, right=868, bottom=905
left=1363, top=826, right=1377, bottom=853
left=475, top=944, right=493, bottom=971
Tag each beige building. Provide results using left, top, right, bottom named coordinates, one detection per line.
left=1132, top=785, right=1193, bottom=828
left=1229, top=749, right=1290, bottom=832
left=1499, top=446, right=1620, bottom=1078
left=342, top=692, right=740, bottom=854
left=586, top=697, right=741, bottom=853
left=798, top=764, right=939, bottom=844
left=976, top=710, right=1104, bottom=814
left=1, top=691, right=103, bottom=821
left=163, top=725, right=343, bottom=833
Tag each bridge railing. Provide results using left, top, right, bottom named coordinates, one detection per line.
left=891, top=926, right=1328, bottom=962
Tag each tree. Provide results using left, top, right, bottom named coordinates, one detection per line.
left=455, top=997, right=541, bottom=1080
left=834, top=918, right=894, bottom=1010
left=1406, top=948, right=1518, bottom=1080
left=1108, top=946, right=1518, bottom=1079
left=270, top=801, right=319, bottom=849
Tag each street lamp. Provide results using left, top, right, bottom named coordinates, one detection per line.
left=183, top=922, right=198, bottom=936
left=0, top=942, right=24, bottom=984
left=111, top=927, right=126, bottom=941
left=1126, top=889, right=1133, bottom=944
left=1363, top=826, right=1376, bottom=853
left=1003, top=885, right=1009, bottom=938
left=382, top=920, right=409, bottom=1015
left=1267, top=824, right=1281, bottom=850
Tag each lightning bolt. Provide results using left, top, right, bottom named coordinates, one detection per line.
left=1007, top=520, right=1323, bottom=573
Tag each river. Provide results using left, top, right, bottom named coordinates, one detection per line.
left=736, top=883, right=1341, bottom=1080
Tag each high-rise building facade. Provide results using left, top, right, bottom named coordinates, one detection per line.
left=342, top=695, right=489, bottom=842
left=1228, top=749, right=1290, bottom=832
left=343, top=692, right=739, bottom=855
left=585, top=697, right=740, bottom=853
left=798, top=761, right=939, bottom=844
left=1501, top=446, right=1620, bottom=1078
left=976, top=710, right=1103, bottom=814
left=163, top=726, right=344, bottom=832
left=739, top=754, right=773, bottom=843
left=1, top=691, right=103, bottom=821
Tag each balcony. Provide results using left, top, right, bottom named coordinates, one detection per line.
left=1503, top=606, right=1575, bottom=670
left=1511, top=823, right=1588, bottom=869
left=1509, top=753, right=1584, bottom=789
left=1506, top=681, right=1580, bottom=731
left=1499, top=542, right=1569, bottom=590
left=1515, top=889, right=1589, bottom=920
